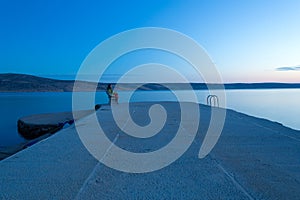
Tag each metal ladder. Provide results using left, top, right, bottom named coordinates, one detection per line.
left=207, top=95, right=219, bottom=107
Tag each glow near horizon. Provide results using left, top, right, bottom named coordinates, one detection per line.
left=0, top=0, right=299, bottom=83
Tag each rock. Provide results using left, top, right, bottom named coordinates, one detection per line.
left=17, top=120, right=63, bottom=140
left=17, top=108, right=98, bottom=140
left=95, top=104, right=101, bottom=110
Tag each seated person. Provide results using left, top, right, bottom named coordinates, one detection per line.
left=106, top=84, right=118, bottom=104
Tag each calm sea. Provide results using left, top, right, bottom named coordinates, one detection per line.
left=0, top=89, right=299, bottom=148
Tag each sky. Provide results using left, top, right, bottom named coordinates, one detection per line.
left=0, top=0, right=300, bottom=83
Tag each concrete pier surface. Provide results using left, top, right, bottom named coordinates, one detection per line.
left=0, top=102, right=299, bottom=199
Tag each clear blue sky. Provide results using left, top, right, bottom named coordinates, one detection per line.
left=0, top=0, right=299, bottom=83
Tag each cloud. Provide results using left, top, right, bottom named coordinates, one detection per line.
left=276, top=65, right=300, bottom=71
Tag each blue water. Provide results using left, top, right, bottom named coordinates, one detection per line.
left=225, top=89, right=300, bottom=131
left=0, top=92, right=109, bottom=147
left=0, top=89, right=299, bottom=148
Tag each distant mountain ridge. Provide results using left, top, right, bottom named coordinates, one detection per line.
left=0, top=73, right=104, bottom=92
left=0, top=73, right=299, bottom=92
left=0, top=73, right=75, bottom=92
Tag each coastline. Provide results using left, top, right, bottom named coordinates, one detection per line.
left=0, top=133, right=51, bottom=160
left=1, top=92, right=299, bottom=162
left=1, top=73, right=300, bottom=92
left=0, top=106, right=100, bottom=161
left=1, top=101, right=299, bottom=161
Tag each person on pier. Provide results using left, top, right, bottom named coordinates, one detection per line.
left=106, top=84, right=119, bottom=104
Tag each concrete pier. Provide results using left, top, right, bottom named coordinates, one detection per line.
left=0, top=102, right=299, bottom=199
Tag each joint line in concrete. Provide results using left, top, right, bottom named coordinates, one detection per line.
left=75, top=108, right=135, bottom=198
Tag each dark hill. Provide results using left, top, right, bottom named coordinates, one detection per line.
left=0, top=73, right=107, bottom=92
left=0, top=73, right=299, bottom=92
left=0, top=73, right=75, bottom=92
